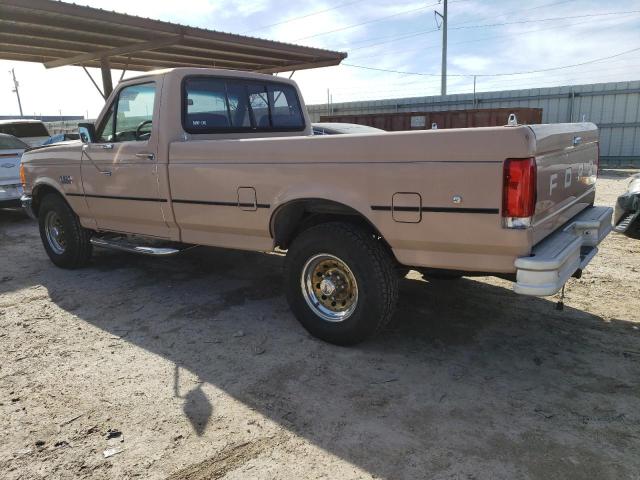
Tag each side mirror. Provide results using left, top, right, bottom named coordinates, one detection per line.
left=78, top=122, right=96, bottom=143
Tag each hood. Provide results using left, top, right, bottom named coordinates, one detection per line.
left=22, top=139, right=83, bottom=155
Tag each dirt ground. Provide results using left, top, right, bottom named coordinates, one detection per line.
left=1, top=171, right=639, bottom=480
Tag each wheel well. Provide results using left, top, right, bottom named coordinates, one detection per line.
left=271, top=199, right=388, bottom=250
left=32, top=184, right=65, bottom=217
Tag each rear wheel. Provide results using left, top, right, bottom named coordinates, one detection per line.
left=38, top=193, right=93, bottom=268
left=284, top=222, right=398, bottom=345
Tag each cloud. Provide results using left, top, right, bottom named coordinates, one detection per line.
left=1, top=0, right=639, bottom=115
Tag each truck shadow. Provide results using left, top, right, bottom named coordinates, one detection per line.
left=5, top=242, right=640, bottom=478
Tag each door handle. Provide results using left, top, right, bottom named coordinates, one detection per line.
left=100, top=170, right=112, bottom=176
left=135, top=152, right=155, bottom=161
left=102, top=143, right=114, bottom=150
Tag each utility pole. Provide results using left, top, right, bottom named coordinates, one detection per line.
left=473, top=75, right=477, bottom=107
left=9, top=68, right=24, bottom=116
left=327, top=88, right=331, bottom=116
left=435, top=0, right=448, bottom=96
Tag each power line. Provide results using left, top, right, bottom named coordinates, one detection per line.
left=241, top=0, right=365, bottom=34
left=348, top=12, right=640, bottom=62
left=452, top=0, right=578, bottom=27
left=327, top=59, right=640, bottom=95
left=349, top=0, right=578, bottom=48
left=450, top=9, right=640, bottom=30
left=348, top=28, right=440, bottom=52
left=341, top=46, right=640, bottom=78
left=329, top=58, right=640, bottom=96
left=329, top=69, right=640, bottom=103
left=294, top=2, right=443, bottom=42
left=335, top=68, right=615, bottom=98
left=342, top=9, right=640, bottom=53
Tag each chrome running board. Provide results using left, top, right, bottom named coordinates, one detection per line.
left=90, top=236, right=182, bottom=256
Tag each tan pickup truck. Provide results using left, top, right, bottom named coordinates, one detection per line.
left=20, top=67, right=612, bottom=345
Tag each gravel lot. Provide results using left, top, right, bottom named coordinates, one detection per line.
left=1, top=171, right=639, bottom=480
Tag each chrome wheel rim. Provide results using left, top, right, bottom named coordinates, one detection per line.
left=301, top=253, right=358, bottom=323
left=44, top=211, right=66, bottom=255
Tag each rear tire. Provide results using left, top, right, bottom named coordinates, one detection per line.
left=38, top=193, right=93, bottom=269
left=284, top=222, right=398, bottom=346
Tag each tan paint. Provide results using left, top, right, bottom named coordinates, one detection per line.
left=21, top=68, right=600, bottom=274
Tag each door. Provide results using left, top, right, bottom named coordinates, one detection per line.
left=81, top=81, right=168, bottom=238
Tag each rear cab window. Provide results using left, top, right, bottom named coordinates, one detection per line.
left=183, top=76, right=305, bottom=133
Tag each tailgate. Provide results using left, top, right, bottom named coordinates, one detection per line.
left=0, top=150, right=21, bottom=184
left=528, top=123, right=599, bottom=243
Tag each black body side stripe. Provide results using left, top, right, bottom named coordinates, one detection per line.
left=371, top=205, right=499, bottom=214
left=67, top=193, right=167, bottom=203
left=172, top=199, right=270, bottom=209
left=67, top=193, right=269, bottom=209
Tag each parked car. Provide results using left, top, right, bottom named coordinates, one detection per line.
left=42, top=133, right=80, bottom=145
left=613, top=173, right=640, bottom=239
left=0, top=119, right=50, bottom=147
left=0, top=133, right=28, bottom=208
left=312, top=122, right=385, bottom=135
left=20, top=68, right=612, bottom=345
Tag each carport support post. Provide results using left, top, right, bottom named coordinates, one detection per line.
left=100, top=57, right=113, bottom=99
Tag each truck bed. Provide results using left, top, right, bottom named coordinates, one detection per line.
left=166, top=123, right=599, bottom=274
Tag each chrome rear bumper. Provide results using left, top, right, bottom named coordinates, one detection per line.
left=20, top=194, right=36, bottom=219
left=514, top=206, right=612, bottom=296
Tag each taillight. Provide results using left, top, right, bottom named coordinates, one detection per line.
left=502, top=157, right=536, bottom=229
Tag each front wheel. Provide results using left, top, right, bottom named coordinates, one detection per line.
left=38, top=193, right=93, bottom=268
left=284, top=222, right=398, bottom=346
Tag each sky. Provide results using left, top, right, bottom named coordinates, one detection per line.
left=1, top=0, right=640, bottom=118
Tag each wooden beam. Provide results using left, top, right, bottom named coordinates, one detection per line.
left=100, top=57, right=113, bottom=98
left=44, top=35, right=182, bottom=69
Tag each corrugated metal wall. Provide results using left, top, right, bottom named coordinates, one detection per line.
left=307, top=80, right=640, bottom=168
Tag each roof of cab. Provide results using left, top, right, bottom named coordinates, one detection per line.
left=126, top=67, right=291, bottom=82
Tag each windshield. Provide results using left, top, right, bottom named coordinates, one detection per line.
left=0, top=135, right=29, bottom=149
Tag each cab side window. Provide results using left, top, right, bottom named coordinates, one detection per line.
left=114, top=83, right=156, bottom=142
left=95, top=83, right=156, bottom=143
left=96, top=106, right=115, bottom=143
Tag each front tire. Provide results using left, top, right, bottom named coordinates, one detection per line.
left=284, top=222, right=398, bottom=346
left=38, top=193, right=93, bottom=268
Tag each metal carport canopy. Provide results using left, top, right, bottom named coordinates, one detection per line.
left=0, top=0, right=347, bottom=97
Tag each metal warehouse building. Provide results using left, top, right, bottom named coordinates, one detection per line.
left=307, top=80, right=640, bottom=168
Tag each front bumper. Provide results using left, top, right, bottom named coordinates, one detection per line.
left=514, top=206, right=613, bottom=296
left=20, top=194, right=36, bottom=219
left=0, top=184, right=23, bottom=209
left=0, top=183, right=22, bottom=200
left=0, top=198, right=21, bottom=208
